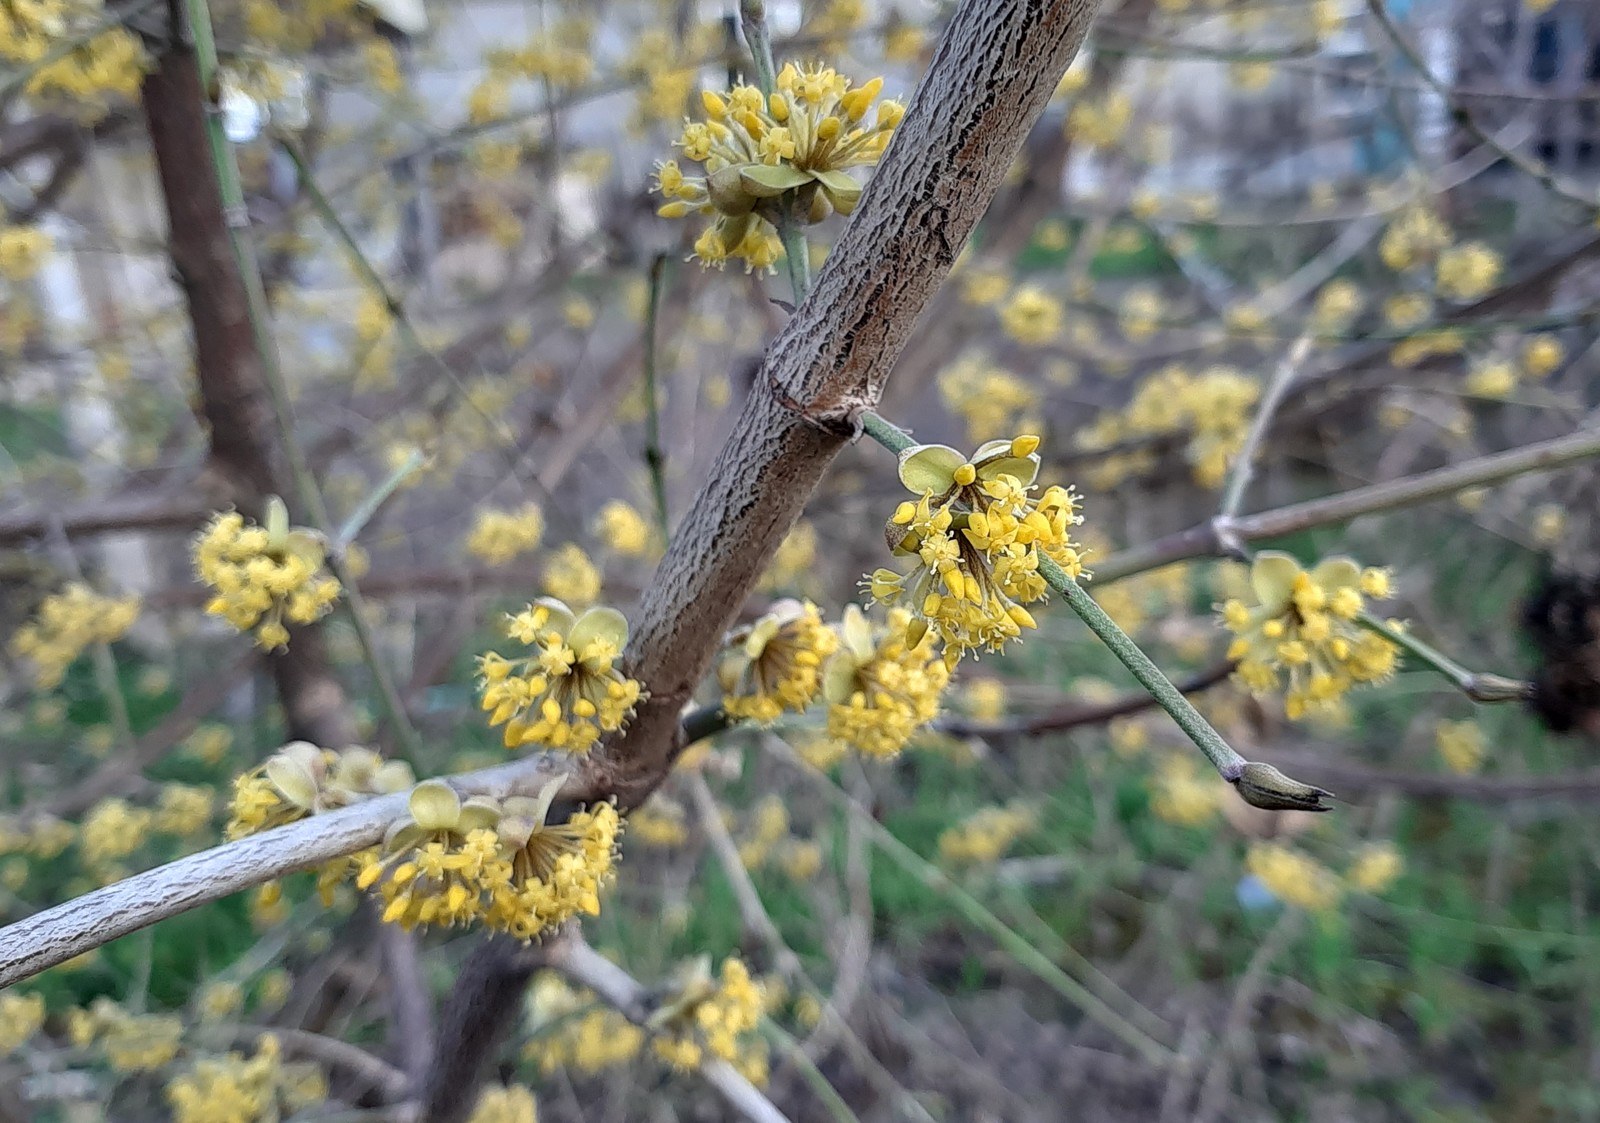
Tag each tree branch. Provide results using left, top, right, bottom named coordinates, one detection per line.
left=590, top=0, right=1105, bottom=806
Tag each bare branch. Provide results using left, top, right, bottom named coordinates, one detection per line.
left=596, top=0, right=1106, bottom=805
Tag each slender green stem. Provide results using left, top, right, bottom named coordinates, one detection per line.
left=335, top=448, right=426, bottom=550
left=761, top=1019, right=863, bottom=1123
left=642, top=254, right=671, bottom=541
left=186, top=0, right=420, bottom=762
left=777, top=217, right=812, bottom=302
left=1218, top=333, right=1311, bottom=520
left=1355, top=612, right=1531, bottom=703
left=773, top=741, right=1176, bottom=1066
left=1047, top=556, right=1247, bottom=778
left=738, top=0, right=811, bottom=303
left=738, top=0, right=780, bottom=95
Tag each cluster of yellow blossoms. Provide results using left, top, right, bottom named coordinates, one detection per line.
left=166, top=1034, right=327, bottom=1123
left=10, top=582, right=140, bottom=688
left=227, top=742, right=414, bottom=840
left=193, top=501, right=342, bottom=650
left=227, top=743, right=416, bottom=905
left=1434, top=718, right=1485, bottom=774
left=718, top=599, right=837, bottom=724
left=70, top=998, right=184, bottom=1071
left=1077, top=364, right=1261, bottom=491
left=525, top=975, right=645, bottom=1074
left=937, top=353, right=1039, bottom=445
left=937, top=802, right=1036, bottom=865
left=466, top=1084, right=540, bottom=1123
left=356, top=778, right=620, bottom=940
left=651, top=956, right=768, bottom=1084
left=466, top=503, right=545, bottom=566
left=0, top=225, right=53, bottom=281
left=868, top=436, right=1085, bottom=667
left=653, top=62, right=903, bottom=271
left=1219, top=552, right=1401, bottom=720
left=593, top=499, right=653, bottom=556
left=822, top=606, right=950, bottom=757
left=0, top=0, right=146, bottom=121
left=1248, top=840, right=1403, bottom=914
left=478, top=599, right=645, bottom=751
left=0, top=992, right=45, bottom=1053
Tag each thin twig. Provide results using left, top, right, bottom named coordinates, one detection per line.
left=1093, top=427, right=1600, bottom=585
left=1355, top=612, right=1531, bottom=703
left=643, top=253, right=672, bottom=541
left=546, top=934, right=793, bottom=1123
left=1217, top=333, right=1313, bottom=522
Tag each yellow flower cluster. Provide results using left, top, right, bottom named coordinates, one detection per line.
left=1247, top=843, right=1343, bottom=913
left=1435, top=242, right=1502, bottom=301
left=0, top=225, right=53, bottom=281
left=1434, top=718, right=1485, bottom=774
left=718, top=599, right=837, bottom=724
left=653, top=62, right=903, bottom=272
left=1220, top=552, right=1401, bottom=720
left=1522, top=334, right=1565, bottom=379
left=1248, top=840, right=1404, bottom=913
left=1079, top=364, right=1261, bottom=490
left=652, top=957, right=767, bottom=1084
left=593, top=500, right=652, bottom=556
left=1379, top=206, right=1451, bottom=272
left=542, top=543, right=602, bottom=608
left=0, top=814, right=74, bottom=859
left=823, top=606, right=950, bottom=757
left=524, top=975, right=645, bottom=1074
left=937, top=354, right=1039, bottom=445
left=937, top=802, right=1036, bottom=864
left=1346, top=842, right=1403, bottom=894
left=9, top=582, right=140, bottom=689
left=466, top=503, right=545, bottom=566
left=627, top=796, right=689, bottom=847
left=192, top=501, right=342, bottom=650
left=867, top=435, right=1085, bottom=666
left=0, top=0, right=145, bottom=121
left=155, top=783, right=215, bottom=836
left=1148, top=753, right=1226, bottom=826
left=999, top=285, right=1065, bottom=346
left=227, top=742, right=414, bottom=840
left=478, top=599, right=644, bottom=751
left=166, top=1034, right=327, bottom=1123
left=960, top=677, right=1007, bottom=721
left=71, top=998, right=184, bottom=1071
left=466, top=1084, right=539, bottom=1123
left=357, top=778, right=621, bottom=940
left=79, top=797, right=152, bottom=872
left=0, top=992, right=45, bottom=1053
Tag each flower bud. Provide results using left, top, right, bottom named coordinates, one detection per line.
left=1230, top=761, right=1334, bottom=812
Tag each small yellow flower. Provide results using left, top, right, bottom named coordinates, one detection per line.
left=478, top=599, right=645, bottom=752
left=467, top=503, right=545, bottom=566
left=593, top=500, right=652, bottom=556
left=1434, top=718, right=1484, bottom=774
left=823, top=606, right=949, bottom=757
left=1346, top=842, right=1403, bottom=894
left=9, top=583, right=140, bottom=689
left=192, top=500, right=341, bottom=651
left=1219, top=552, right=1401, bottom=720
left=938, top=802, right=1035, bottom=864
left=1247, top=842, right=1342, bottom=913
left=719, top=599, right=837, bottom=724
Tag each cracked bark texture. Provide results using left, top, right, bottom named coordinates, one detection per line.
left=594, top=0, right=1102, bottom=805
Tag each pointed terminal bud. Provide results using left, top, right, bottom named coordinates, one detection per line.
left=1230, top=761, right=1335, bottom=813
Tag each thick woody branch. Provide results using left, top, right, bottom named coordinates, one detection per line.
left=596, top=0, right=1103, bottom=805
left=0, top=756, right=571, bottom=988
